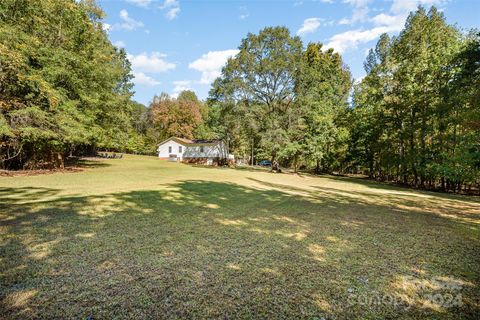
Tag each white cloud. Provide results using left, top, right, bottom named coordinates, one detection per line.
left=344, top=0, right=370, bottom=6
left=339, top=0, right=371, bottom=25
left=391, top=0, right=444, bottom=15
left=128, top=52, right=175, bottom=87
left=132, top=72, right=160, bottom=86
left=239, top=6, right=249, bottom=20
left=297, top=18, right=323, bottom=36
left=338, top=6, right=369, bottom=24
left=160, top=0, right=180, bottom=20
left=159, top=0, right=178, bottom=9
left=112, top=9, right=144, bottom=31
left=189, top=49, right=239, bottom=84
left=295, top=0, right=333, bottom=7
left=327, top=0, right=445, bottom=53
left=354, top=75, right=365, bottom=84
left=102, top=23, right=111, bottom=32
left=172, top=80, right=192, bottom=98
left=326, top=27, right=390, bottom=53
left=371, top=12, right=405, bottom=30
left=113, top=40, right=126, bottom=48
left=166, top=7, right=180, bottom=20
left=371, top=13, right=397, bottom=26
left=127, top=52, right=176, bottom=73
left=126, top=0, right=151, bottom=8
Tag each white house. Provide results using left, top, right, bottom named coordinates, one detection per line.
left=157, top=137, right=230, bottom=165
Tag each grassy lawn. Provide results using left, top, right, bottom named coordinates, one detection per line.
left=1, top=155, right=479, bottom=319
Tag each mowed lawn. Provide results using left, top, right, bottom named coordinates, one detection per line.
left=1, top=155, right=479, bottom=319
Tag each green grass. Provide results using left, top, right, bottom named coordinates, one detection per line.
left=1, top=155, right=479, bottom=319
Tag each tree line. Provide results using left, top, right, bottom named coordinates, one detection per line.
left=349, top=7, right=479, bottom=192
left=0, top=0, right=146, bottom=169
left=208, top=26, right=351, bottom=173
left=0, top=0, right=212, bottom=167
left=1, top=2, right=478, bottom=193
left=206, top=7, right=479, bottom=192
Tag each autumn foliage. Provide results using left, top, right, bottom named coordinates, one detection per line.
left=150, top=92, right=204, bottom=140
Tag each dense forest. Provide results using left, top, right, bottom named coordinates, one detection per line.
left=1, top=1, right=478, bottom=193
left=350, top=8, right=480, bottom=192
left=207, top=8, right=479, bottom=192
left=0, top=0, right=150, bottom=169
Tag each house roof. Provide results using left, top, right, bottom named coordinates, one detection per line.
left=158, top=137, right=222, bottom=146
left=175, top=137, right=194, bottom=144
left=191, top=139, right=219, bottom=144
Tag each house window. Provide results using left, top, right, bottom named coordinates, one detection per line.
left=200, top=146, right=204, bottom=153
left=179, top=146, right=182, bottom=153
left=168, top=146, right=172, bottom=153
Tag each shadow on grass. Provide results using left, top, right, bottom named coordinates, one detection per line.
left=322, top=175, right=480, bottom=199
left=70, top=158, right=112, bottom=169
left=0, top=187, right=61, bottom=203
left=0, top=159, right=111, bottom=177
left=259, top=178, right=480, bottom=222
left=1, top=181, right=479, bottom=319
left=187, top=164, right=275, bottom=173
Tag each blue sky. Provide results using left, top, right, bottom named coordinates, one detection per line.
left=99, top=0, right=480, bottom=106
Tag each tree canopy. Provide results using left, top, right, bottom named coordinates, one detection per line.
left=348, top=7, right=479, bottom=192
left=209, top=26, right=351, bottom=171
left=1, top=2, right=477, bottom=193
left=150, top=91, right=205, bottom=141
left=206, top=9, right=478, bottom=192
left=0, top=0, right=139, bottom=168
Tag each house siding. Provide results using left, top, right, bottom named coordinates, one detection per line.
left=157, top=138, right=227, bottom=164
left=157, top=140, right=186, bottom=160
left=182, top=142, right=226, bottom=159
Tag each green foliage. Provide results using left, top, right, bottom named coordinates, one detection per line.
left=1, top=1, right=476, bottom=193
left=296, top=42, right=352, bottom=172
left=349, top=7, right=479, bottom=191
left=209, top=27, right=351, bottom=170
left=210, top=27, right=303, bottom=164
left=150, top=91, right=204, bottom=141
left=0, top=0, right=136, bottom=168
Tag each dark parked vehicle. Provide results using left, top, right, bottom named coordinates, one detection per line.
left=258, top=160, right=272, bottom=167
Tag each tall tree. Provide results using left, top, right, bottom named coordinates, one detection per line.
left=210, top=26, right=303, bottom=167
left=295, top=43, right=352, bottom=173
left=0, top=0, right=135, bottom=168
left=349, top=6, right=479, bottom=192
left=150, top=92, right=203, bottom=140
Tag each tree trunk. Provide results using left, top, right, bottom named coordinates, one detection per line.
left=270, top=150, right=277, bottom=172
left=293, top=154, right=298, bottom=173
left=251, top=138, right=254, bottom=166
left=368, top=149, right=374, bottom=178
